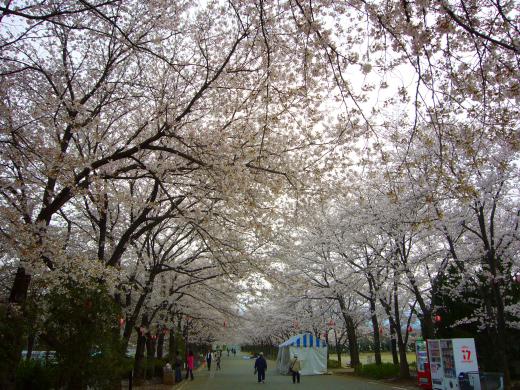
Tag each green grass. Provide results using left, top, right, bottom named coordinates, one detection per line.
left=328, top=351, right=416, bottom=367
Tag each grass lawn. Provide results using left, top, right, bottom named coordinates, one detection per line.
left=329, top=351, right=416, bottom=366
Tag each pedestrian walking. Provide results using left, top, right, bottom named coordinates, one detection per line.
left=254, top=352, right=267, bottom=383
left=185, top=350, right=194, bottom=380
left=289, top=354, right=301, bottom=384
left=216, top=353, right=221, bottom=370
left=174, top=351, right=183, bottom=383
left=205, top=350, right=213, bottom=371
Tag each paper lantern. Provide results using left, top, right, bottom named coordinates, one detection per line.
left=119, top=317, right=125, bottom=327
left=407, top=325, right=413, bottom=333
left=434, top=315, right=442, bottom=323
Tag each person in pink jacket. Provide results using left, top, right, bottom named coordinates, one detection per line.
left=186, top=350, right=195, bottom=380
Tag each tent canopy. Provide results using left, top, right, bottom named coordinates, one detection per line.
left=279, top=333, right=327, bottom=348
left=276, top=333, right=328, bottom=376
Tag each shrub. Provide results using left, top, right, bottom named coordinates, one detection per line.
left=358, top=363, right=400, bottom=379
left=15, top=359, right=58, bottom=390
left=42, top=281, right=127, bottom=388
left=327, top=359, right=342, bottom=369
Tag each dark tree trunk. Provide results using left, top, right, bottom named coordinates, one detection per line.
left=157, top=333, right=164, bottom=359
left=419, top=309, right=435, bottom=340
left=146, top=333, right=157, bottom=378
left=333, top=329, right=342, bottom=366
left=133, top=314, right=150, bottom=383
left=393, top=287, right=410, bottom=379
left=337, top=295, right=360, bottom=369
left=370, top=308, right=382, bottom=365
left=168, top=329, right=176, bottom=359
left=133, top=332, right=147, bottom=383
left=476, top=203, right=511, bottom=389
left=345, top=315, right=360, bottom=368
left=26, top=333, right=35, bottom=360
left=122, top=275, right=156, bottom=351
left=389, top=319, right=399, bottom=365
left=0, top=267, right=32, bottom=389
left=146, top=334, right=156, bottom=359
left=8, top=267, right=31, bottom=304
left=368, top=279, right=382, bottom=365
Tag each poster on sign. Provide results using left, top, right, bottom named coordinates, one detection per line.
left=452, top=338, right=479, bottom=374
left=427, top=338, right=481, bottom=390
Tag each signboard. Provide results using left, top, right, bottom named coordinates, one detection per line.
left=427, top=340, right=443, bottom=390
left=416, top=339, right=432, bottom=389
left=427, top=338, right=480, bottom=390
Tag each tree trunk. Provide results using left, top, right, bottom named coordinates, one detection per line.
left=146, top=333, right=156, bottom=378
left=368, top=285, right=382, bottom=366
left=419, top=309, right=435, bottom=339
left=133, top=332, right=147, bottom=383
left=345, top=315, right=360, bottom=368
left=168, top=329, right=176, bottom=359
left=157, top=333, right=164, bottom=359
left=387, top=314, right=399, bottom=365
left=333, top=329, right=342, bottom=366
left=486, top=261, right=511, bottom=389
left=122, top=292, right=148, bottom=351
left=337, top=295, right=360, bottom=369
left=146, top=334, right=156, bottom=359
left=0, top=267, right=32, bottom=389
left=26, top=333, right=35, bottom=360
left=133, top=314, right=150, bottom=383
left=393, top=288, right=410, bottom=379
left=122, top=274, right=156, bottom=351
left=476, top=203, right=511, bottom=389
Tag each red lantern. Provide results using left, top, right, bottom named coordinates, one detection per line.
left=407, top=325, right=413, bottom=333
left=163, top=328, right=169, bottom=335
left=327, top=319, right=336, bottom=327
left=119, top=317, right=125, bottom=327
left=434, top=315, right=442, bottom=323
left=223, top=321, right=227, bottom=328
left=379, top=327, right=383, bottom=335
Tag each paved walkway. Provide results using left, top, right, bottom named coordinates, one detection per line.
left=172, top=354, right=415, bottom=390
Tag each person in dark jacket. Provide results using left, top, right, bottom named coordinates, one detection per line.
left=174, top=351, right=183, bottom=383
left=254, top=352, right=267, bottom=383
left=205, top=350, right=212, bottom=371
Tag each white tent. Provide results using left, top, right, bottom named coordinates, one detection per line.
left=276, top=333, right=328, bottom=375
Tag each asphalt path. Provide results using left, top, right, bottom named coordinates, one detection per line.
left=175, top=354, right=412, bottom=390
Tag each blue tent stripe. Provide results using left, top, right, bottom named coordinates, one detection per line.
left=278, top=333, right=327, bottom=348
